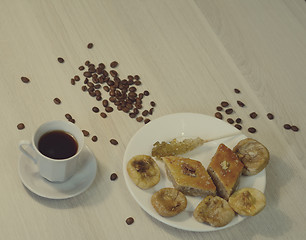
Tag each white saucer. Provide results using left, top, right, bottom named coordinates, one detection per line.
left=18, top=145, right=97, bottom=199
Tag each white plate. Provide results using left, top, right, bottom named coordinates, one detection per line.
left=18, top=145, right=97, bottom=199
left=123, top=113, right=266, bottom=232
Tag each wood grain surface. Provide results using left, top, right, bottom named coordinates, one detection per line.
left=1, top=0, right=305, bottom=239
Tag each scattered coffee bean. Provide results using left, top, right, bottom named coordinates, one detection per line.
left=21, top=76, right=30, bottom=83
left=87, top=43, right=94, bottom=49
left=291, top=126, right=299, bottom=132
left=150, top=101, right=156, bottom=107
left=126, top=217, right=134, bottom=225
left=237, top=100, right=245, bottom=107
left=142, top=110, right=149, bottom=116
left=235, top=124, right=242, bottom=130
left=68, top=118, right=76, bottom=124
left=100, top=112, right=107, bottom=118
left=215, top=112, right=223, bottom=120
left=82, top=130, right=89, bottom=137
left=65, top=113, right=72, bottom=120
left=110, top=173, right=118, bottom=181
left=284, top=124, right=291, bottom=130
left=267, top=113, right=274, bottom=120
left=234, top=88, right=241, bottom=94
left=136, top=116, right=143, bottom=122
left=110, top=139, right=118, bottom=145
left=92, top=106, right=99, bottom=113
left=227, top=118, right=234, bottom=124
left=53, top=98, right=61, bottom=104
left=92, top=135, right=98, bottom=142
left=225, top=108, right=233, bottom=114
left=71, top=78, right=76, bottom=85
left=250, top=112, right=258, bottom=119
left=57, top=57, right=64, bottom=63
left=236, top=118, right=242, bottom=124
left=17, top=123, right=25, bottom=130
left=79, top=66, right=85, bottom=71
left=143, top=90, right=150, bottom=96
left=144, top=118, right=151, bottom=124
left=221, top=101, right=229, bottom=107
left=248, top=127, right=257, bottom=133
left=110, top=61, right=118, bottom=68
left=216, top=106, right=223, bottom=111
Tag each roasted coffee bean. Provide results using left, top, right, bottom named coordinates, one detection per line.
left=53, top=98, right=61, bottom=104
left=100, top=112, right=107, bottom=118
left=110, top=173, right=118, bottom=181
left=225, top=108, right=233, bottom=114
left=103, top=86, right=110, bottom=92
left=96, top=95, right=102, bottom=101
left=143, top=90, right=149, bottom=96
left=234, top=88, right=241, bottom=93
left=150, top=101, right=156, bottom=107
left=85, top=60, right=90, bottom=66
left=227, top=118, right=234, bottom=124
left=235, top=124, right=242, bottom=130
left=149, top=108, right=154, bottom=115
left=215, top=112, right=223, bottom=120
left=79, top=66, right=85, bottom=71
left=102, top=100, right=109, bottom=107
left=74, top=75, right=80, bottom=81
left=110, top=70, right=118, bottom=77
left=110, top=61, right=118, bottom=68
left=57, top=57, right=64, bottom=63
left=65, top=113, right=72, bottom=120
left=92, top=107, right=99, bottom=113
left=110, top=139, right=118, bottom=145
left=136, top=116, right=143, bottom=122
left=87, top=43, right=94, bottom=49
left=216, top=106, right=223, bottom=111
left=134, top=75, right=140, bottom=80
left=126, top=217, right=134, bottom=225
left=129, top=112, right=137, bottom=118
left=144, top=118, right=150, bottom=124
left=69, top=118, right=76, bottom=124
left=82, top=130, right=90, bottom=136
left=267, top=113, right=274, bottom=120
left=142, top=110, right=149, bottom=116
left=221, top=101, right=229, bottom=107
left=91, top=135, right=98, bottom=142
left=250, top=112, right=258, bottom=119
left=21, top=76, right=30, bottom=83
left=17, top=123, right=25, bottom=130
left=71, top=79, right=76, bottom=85
left=83, top=71, right=92, bottom=78
left=81, top=85, right=87, bottom=92
left=105, top=106, right=113, bottom=113
left=284, top=124, right=291, bottom=129
left=237, top=100, right=245, bottom=107
left=291, top=126, right=299, bottom=132
left=135, top=80, right=141, bottom=86
left=248, top=127, right=257, bottom=133
left=236, top=118, right=242, bottom=123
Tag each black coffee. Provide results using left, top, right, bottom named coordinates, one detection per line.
left=38, top=130, right=78, bottom=159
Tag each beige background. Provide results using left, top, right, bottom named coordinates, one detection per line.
left=1, top=0, right=306, bottom=239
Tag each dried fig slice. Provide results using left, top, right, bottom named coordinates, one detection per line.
left=193, top=196, right=235, bottom=227
left=127, top=155, right=160, bottom=189
left=233, top=138, right=269, bottom=176
left=229, top=188, right=266, bottom=216
left=151, top=188, right=187, bottom=217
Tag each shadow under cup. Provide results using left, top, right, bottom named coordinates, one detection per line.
left=32, top=120, right=85, bottom=182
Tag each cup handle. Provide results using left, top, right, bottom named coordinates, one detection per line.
left=19, top=140, right=37, bottom=164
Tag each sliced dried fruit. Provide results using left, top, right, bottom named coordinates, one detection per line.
left=127, top=155, right=160, bottom=189
left=229, top=188, right=266, bottom=216
left=151, top=188, right=187, bottom=217
left=193, top=196, right=235, bottom=227
left=233, top=138, right=269, bottom=176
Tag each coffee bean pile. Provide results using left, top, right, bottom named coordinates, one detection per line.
left=70, top=60, right=155, bottom=124
left=214, top=88, right=300, bottom=133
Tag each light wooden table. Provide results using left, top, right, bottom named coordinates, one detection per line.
left=1, top=0, right=306, bottom=239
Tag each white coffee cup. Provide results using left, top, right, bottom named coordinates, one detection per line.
left=19, top=120, right=84, bottom=182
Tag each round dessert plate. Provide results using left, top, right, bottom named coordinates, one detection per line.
left=123, top=113, right=266, bottom=232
